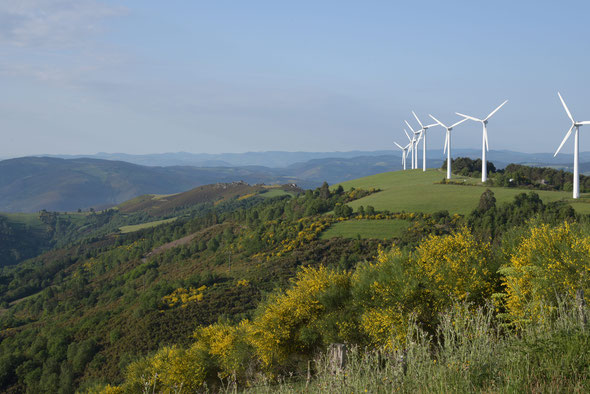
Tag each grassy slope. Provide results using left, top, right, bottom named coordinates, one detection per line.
left=336, top=169, right=590, bottom=215
left=119, top=217, right=178, bottom=233
left=259, top=189, right=293, bottom=198
left=1, top=212, right=45, bottom=229
left=320, top=219, right=409, bottom=240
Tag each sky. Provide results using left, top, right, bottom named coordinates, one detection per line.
left=1, top=0, right=590, bottom=157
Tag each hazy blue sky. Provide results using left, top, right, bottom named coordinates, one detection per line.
left=1, top=0, right=590, bottom=157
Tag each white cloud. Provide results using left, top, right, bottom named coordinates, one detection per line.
left=0, top=0, right=125, bottom=49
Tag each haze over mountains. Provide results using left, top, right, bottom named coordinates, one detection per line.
left=0, top=150, right=587, bottom=213
left=41, top=149, right=589, bottom=169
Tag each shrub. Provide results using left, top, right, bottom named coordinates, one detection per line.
left=193, top=320, right=253, bottom=381
left=247, top=266, right=353, bottom=369
left=501, top=221, right=590, bottom=326
left=413, top=227, right=496, bottom=308
left=118, top=345, right=207, bottom=392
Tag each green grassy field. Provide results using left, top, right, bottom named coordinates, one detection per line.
left=321, top=219, right=410, bottom=240
left=259, top=189, right=293, bottom=198
left=335, top=169, right=590, bottom=215
left=1, top=212, right=45, bottom=229
left=119, top=217, right=178, bottom=233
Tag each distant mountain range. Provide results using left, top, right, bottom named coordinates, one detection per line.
left=0, top=150, right=586, bottom=212
left=40, top=149, right=589, bottom=169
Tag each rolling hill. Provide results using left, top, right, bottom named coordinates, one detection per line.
left=0, top=166, right=587, bottom=393
left=116, top=182, right=301, bottom=216
left=335, top=168, right=590, bottom=215
left=0, top=157, right=301, bottom=212
left=2, top=153, right=589, bottom=213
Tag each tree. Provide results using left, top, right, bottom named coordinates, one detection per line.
left=207, top=238, right=220, bottom=252
left=478, top=189, right=496, bottom=212
left=334, top=204, right=353, bottom=218
left=319, top=182, right=331, bottom=200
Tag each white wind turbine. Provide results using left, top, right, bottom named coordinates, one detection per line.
left=428, top=114, right=467, bottom=180
left=412, top=111, right=438, bottom=171
left=405, top=121, right=423, bottom=169
left=404, top=129, right=416, bottom=169
left=394, top=141, right=411, bottom=170
left=456, top=100, right=508, bottom=183
left=554, top=92, right=590, bottom=199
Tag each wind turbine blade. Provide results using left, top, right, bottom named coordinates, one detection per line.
left=428, top=114, right=447, bottom=129
left=484, top=100, right=508, bottom=121
left=450, top=118, right=468, bottom=128
left=443, top=132, right=449, bottom=154
left=412, top=111, right=424, bottom=128
left=394, top=142, right=404, bottom=150
left=405, top=120, right=416, bottom=132
left=578, top=121, right=590, bottom=125
left=404, top=129, right=412, bottom=142
left=456, top=112, right=482, bottom=122
left=558, top=92, right=574, bottom=123
left=425, top=123, right=438, bottom=129
left=554, top=125, right=575, bottom=156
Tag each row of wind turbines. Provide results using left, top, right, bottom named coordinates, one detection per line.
left=394, top=93, right=589, bottom=199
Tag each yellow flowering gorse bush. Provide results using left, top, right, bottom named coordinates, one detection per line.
left=414, top=227, right=494, bottom=306
left=502, top=221, right=590, bottom=325
left=248, top=265, right=351, bottom=368
left=162, top=286, right=206, bottom=308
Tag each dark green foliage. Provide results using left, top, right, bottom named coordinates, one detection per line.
left=468, top=190, right=577, bottom=239
left=0, top=216, right=51, bottom=267
left=333, top=204, right=353, bottom=218
left=477, top=189, right=496, bottom=212
left=442, top=157, right=496, bottom=177
left=497, top=163, right=590, bottom=192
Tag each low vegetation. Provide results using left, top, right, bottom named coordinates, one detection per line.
left=1, top=167, right=589, bottom=392
left=320, top=219, right=410, bottom=240
left=444, top=157, right=590, bottom=192
left=102, top=220, right=590, bottom=392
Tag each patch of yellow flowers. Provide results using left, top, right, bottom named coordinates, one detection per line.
left=162, top=285, right=207, bottom=308
left=502, top=221, right=590, bottom=326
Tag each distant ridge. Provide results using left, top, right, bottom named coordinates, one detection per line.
left=39, top=149, right=590, bottom=169
left=0, top=152, right=587, bottom=213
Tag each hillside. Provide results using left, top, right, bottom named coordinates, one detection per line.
left=336, top=168, right=590, bottom=215
left=0, top=169, right=588, bottom=392
left=3, top=154, right=590, bottom=213
left=0, top=155, right=412, bottom=213
left=0, top=157, right=301, bottom=212
left=117, top=182, right=301, bottom=216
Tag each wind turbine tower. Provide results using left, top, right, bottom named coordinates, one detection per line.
left=456, top=100, right=508, bottom=183
left=394, top=141, right=410, bottom=170
left=412, top=111, right=438, bottom=171
left=554, top=92, right=590, bottom=199
left=405, top=121, right=422, bottom=170
left=404, top=129, right=415, bottom=169
left=429, top=115, right=467, bottom=179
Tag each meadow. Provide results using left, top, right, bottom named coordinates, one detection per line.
left=336, top=168, right=590, bottom=215
left=118, top=217, right=178, bottom=233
